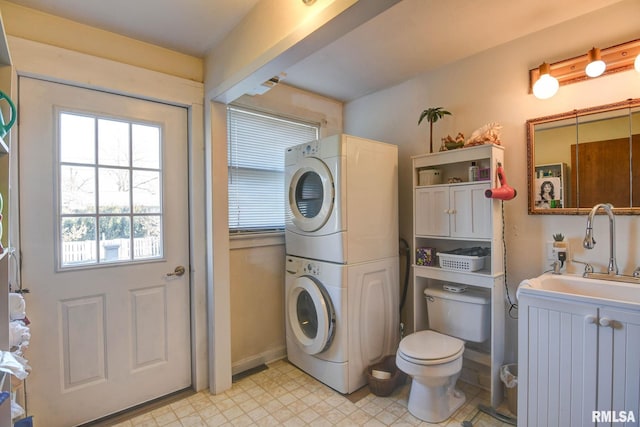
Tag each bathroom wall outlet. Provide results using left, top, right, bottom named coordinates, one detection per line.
left=552, top=246, right=568, bottom=262
left=547, top=241, right=569, bottom=261
left=546, top=241, right=555, bottom=260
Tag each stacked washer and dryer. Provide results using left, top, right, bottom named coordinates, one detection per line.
left=284, top=133, right=399, bottom=394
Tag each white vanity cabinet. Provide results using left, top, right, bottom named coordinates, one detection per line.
left=411, top=144, right=506, bottom=408
left=518, top=292, right=640, bottom=426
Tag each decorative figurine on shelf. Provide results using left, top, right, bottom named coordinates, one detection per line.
left=440, top=132, right=465, bottom=151
left=466, top=122, right=502, bottom=146
left=418, top=107, right=451, bottom=153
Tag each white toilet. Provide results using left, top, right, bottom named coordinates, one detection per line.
left=396, top=286, right=491, bottom=423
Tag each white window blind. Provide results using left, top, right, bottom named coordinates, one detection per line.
left=227, top=106, right=319, bottom=232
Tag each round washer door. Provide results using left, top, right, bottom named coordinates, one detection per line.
left=288, top=157, right=334, bottom=232
left=288, top=276, right=336, bottom=355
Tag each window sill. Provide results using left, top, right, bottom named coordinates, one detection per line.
left=229, top=231, right=285, bottom=250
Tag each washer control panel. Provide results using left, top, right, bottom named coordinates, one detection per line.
left=303, top=261, right=320, bottom=276
left=286, top=256, right=320, bottom=276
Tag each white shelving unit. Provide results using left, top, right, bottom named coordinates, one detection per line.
left=411, top=144, right=506, bottom=408
left=0, top=10, right=15, bottom=426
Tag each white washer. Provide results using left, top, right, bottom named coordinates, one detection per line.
left=285, top=254, right=399, bottom=394
left=285, top=134, right=398, bottom=264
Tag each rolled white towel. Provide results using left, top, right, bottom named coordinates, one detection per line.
left=9, top=321, right=30, bottom=349
left=9, top=293, right=26, bottom=321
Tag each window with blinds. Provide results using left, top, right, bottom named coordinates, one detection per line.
left=227, top=106, right=319, bottom=233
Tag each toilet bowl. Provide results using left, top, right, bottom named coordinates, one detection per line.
left=396, top=330, right=465, bottom=423
left=396, top=285, right=491, bottom=423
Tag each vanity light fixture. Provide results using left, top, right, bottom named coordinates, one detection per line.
left=532, top=62, right=559, bottom=99
left=585, top=47, right=606, bottom=77
left=530, top=38, right=640, bottom=99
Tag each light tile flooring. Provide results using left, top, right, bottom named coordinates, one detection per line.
left=110, top=360, right=514, bottom=427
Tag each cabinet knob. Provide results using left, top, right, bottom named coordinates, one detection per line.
left=599, top=317, right=612, bottom=327
left=585, top=315, right=597, bottom=324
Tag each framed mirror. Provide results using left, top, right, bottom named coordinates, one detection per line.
left=527, top=98, right=640, bottom=214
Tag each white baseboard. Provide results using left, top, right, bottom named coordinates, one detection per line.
left=231, top=345, right=287, bottom=376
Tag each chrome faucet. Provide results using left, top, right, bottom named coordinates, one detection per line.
left=583, top=203, right=618, bottom=276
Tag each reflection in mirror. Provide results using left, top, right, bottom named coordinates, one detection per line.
left=527, top=98, right=640, bottom=214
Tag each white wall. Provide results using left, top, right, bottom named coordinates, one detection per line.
left=343, top=0, right=640, bottom=362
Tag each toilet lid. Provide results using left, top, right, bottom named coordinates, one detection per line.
left=399, top=330, right=464, bottom=365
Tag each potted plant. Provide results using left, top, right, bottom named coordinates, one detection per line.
left=552, top=233, right=567, bottom=249
left=418, top=107, right=452, bottom=153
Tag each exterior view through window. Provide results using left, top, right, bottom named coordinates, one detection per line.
left=58, top=111, right=163, bottom=268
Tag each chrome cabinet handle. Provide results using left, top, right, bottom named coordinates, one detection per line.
left=167, top=266, right=186, bottom=277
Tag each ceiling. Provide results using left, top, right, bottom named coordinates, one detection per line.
left=4, top=0, right=628, bottom=102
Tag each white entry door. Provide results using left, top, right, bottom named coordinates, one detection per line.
left=18, top=77, right=191, bottom=426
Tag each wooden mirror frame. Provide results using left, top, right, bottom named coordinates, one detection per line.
left=526, top=98, right=640, bottom=215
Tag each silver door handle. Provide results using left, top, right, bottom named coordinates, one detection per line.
left=167, top=266, right=186, bottom=277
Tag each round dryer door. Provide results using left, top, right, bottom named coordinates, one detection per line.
left=288, top=157, right=334, bottom=232
left=288, top=276, right=335, bottom=355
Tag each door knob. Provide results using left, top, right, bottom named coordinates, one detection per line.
left=167, top=265, right=186, bottom=277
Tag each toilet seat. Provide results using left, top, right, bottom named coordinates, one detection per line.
left=398, top=330, right=464, bottom=365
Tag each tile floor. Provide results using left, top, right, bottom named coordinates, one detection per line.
left=109, top=359, right=514, bottom=427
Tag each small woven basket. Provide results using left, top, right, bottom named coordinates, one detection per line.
left=366, top=355, right=406, bottom=397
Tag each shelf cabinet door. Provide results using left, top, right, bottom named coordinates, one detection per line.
left=415, top=187, right=449, bottom=236
left=450, top=183, right=491, bottom=239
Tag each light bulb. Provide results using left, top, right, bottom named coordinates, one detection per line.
left=533, top=63, right=559, bottom=99
left=585, top=48, right=606, bottom=77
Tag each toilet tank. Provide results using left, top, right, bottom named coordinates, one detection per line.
left=424, top=286, right=491, bottom=342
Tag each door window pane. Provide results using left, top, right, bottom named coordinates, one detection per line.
left=133, top=215, right=162, bottom=259
left=60, top=113, right=95, bottom=164
left=98, top=119, right=130, bottom=167
left=61, top=217, right=97, bottom=265
left=60, top=165, right=96, bottom=214
left=99, top=216, right=131, bottom=262
left=99, top=168, right=130, bottom=213
left=133, top=170, right=161, bottom=213
left=58, top=111, right=164, bottom=268
left=132, top=124, right=160, bottom=169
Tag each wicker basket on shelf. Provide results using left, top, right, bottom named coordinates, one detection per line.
left=366, top=355, right=407, bottom=397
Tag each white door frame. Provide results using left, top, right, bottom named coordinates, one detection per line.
left=8, top=36, right=218, bottom=392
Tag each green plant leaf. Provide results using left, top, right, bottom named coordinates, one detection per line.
left=418, top=107, right=451, bottom=125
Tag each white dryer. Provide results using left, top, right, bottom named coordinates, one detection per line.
left=285, top=254, right=399, bottom=394
left=285, top=134, right=398, bottom=264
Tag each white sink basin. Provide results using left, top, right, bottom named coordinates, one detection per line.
left=518, top=272, right=640, bottom=305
